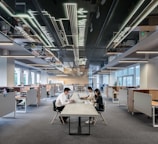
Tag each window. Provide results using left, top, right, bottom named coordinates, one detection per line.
left=37, top=73, right=40, bottom=84
left=24, top=70, right=28, bottom=85
left=135, top=65, right=140, bottom=86
left=114, top=64, right=140, bottom=87
left=15, top=68, right=20, bottom=85
left=31, top=72, right=35, bottom=84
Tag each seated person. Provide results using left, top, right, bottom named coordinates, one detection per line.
left=94, top=88, right=104, bottom=111
left=80, top=86, right=95, bottom=103
left=85, top=88, right=104, bottom=124
left=55, top=88, right=75, bottom=123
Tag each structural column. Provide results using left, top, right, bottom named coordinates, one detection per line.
left=41, top=71, right=48, bottom=84
left=0, top=58, right=15, bottom=86
left=140, top=59, right=158, bottom=88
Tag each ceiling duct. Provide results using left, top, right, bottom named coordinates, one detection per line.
left=103, top=30, right=158, bottom=69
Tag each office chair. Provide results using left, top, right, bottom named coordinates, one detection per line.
left=50, top=100, right=64, bottom=124
left=94, top=101, right=107, bottom=125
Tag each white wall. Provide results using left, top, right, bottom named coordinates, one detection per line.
left=147, top=60, right=158, bottom=88
left=140, top=63, right=148, bottom=88
left=109, top=72, right=116, bottom=86
left=140, top=59, right=158, bottom=88
left=0, top=58, right=14, bottom=86
left=41, top=71, right=48, bottom=84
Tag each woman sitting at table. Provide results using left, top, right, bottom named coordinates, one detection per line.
left=85, top=88, right=104, bottom=124
left=94, top=88, right=104, bottom=111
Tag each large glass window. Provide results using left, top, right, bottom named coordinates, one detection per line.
left=135, top=65, right=140, bottom=86
left=114, top=64, right=140, bottom=86
left=31, top=72, right=35, bottom=84
left=128, top=67, right=134, bottom=75
left=24, top=70, right=28, bottom=85
left=37, top=73, right=40, bottom=84
left=15, top=68, right=20, bottom=85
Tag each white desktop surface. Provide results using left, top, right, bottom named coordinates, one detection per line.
left=61, top=103, right=99, bottom=117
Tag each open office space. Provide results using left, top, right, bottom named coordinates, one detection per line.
left=1, top=0, right=158, bottom=143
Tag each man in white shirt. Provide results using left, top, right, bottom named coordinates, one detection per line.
left=55, top=88, right=75, bottom=123
left=80, top=86, right=95, bottom=102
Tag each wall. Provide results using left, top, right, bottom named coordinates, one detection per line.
left=147, top=60, right=158, bottom=88
left=48, top=75, right=88, bottom=85
left=0, top=58, right=14, bottom=86
left=140, top=59, right=158, bottom=88
left=109, top=72, right=116, bottom=86
left=140, top=63, right=148, bottom=88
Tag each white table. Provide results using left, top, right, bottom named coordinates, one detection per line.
left=61, top=103, right=99, bottom=135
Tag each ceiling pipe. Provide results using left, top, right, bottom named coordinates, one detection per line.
left=32, top=0, right=62, bottom=49
left=113, top=0, right=158, bottom=48
left=102, top=30, right=158, bottom=69
left=106, top=0, right=145, bottom=49
left=64, top=4, right=79, bottom=68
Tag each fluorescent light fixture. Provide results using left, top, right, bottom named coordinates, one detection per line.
left=0, top=42, right=14, bottom=45
left=119, top=60, right=148, bottom=63
left=107, top=67, right=125, bottom=69
left=56, top=74, right=68, bottom=77
left=0, top=56, right=35, bottom=58
left=28, top=64, right=50, bottom=66
left=136, top=51, right=158, bottom=54
left=106, top=0, right=145, bottom=49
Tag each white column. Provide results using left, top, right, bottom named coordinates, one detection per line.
left=140, top=60, right=158, bottom=88
left=140, top=63, right=148, bottom=88
left=20, top=68, right=24, bottom=85
left=28, top=70, right=32, bottom=85
left=0, top=58, right=15, bottom=86
left=41, top=71, right=48, bottom=84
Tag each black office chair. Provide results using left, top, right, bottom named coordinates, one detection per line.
left=50, top=100, right=64, bottom=124
left=94, top=101, right=107, bottom=125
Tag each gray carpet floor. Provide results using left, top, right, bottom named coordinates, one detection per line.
left=0, top=98, right=158, bottom=144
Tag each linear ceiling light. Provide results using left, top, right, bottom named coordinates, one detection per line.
left=56, top=74, right=68, bottom=77
left=136, top=51, right=158, bottom=54
left=106, top=0, right=145, bottom=49
left=0, top=42, right=14, bottom=45
left=119, top=60, right=148, bottom=63
left=107, top=67, right=125, bottom=69
left=28, top=64, right=50, bottom=66
left=0, top=56, right=35, bottom=58
left=106, top=52, right=122, bottom=55
left=113, top=1, right=158, bottom=48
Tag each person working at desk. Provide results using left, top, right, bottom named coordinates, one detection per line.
left=80, top=86, right=95, bottom=103
left=55, top=88, right=75, bottom=123
left=85, top=88, right=104, bottom=124
left=94, top=88, right=104, bottom=111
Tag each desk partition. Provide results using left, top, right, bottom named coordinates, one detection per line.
left=0, top=92, right=15, bottom=117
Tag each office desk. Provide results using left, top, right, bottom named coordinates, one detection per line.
left=61, top=103, right=99, bottom=135
left=152, top=101, right=158, bottom=127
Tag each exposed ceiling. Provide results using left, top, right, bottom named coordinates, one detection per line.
left=0, top=0, right=158, bottom=76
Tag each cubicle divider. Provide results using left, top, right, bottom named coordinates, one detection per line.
left=134, top=92, right=152, bottom=117
left=40, top=87, right=47, bottom=99
left=118, top=89, right=128, bottom=106
left=107, top=87, right=113, bottom=99
left=0, top=92, right=15, bottom=118
left=26, top=89, right=38, bottom=106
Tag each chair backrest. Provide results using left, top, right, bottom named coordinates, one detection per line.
left=53, top=100, right=57, bottom=111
